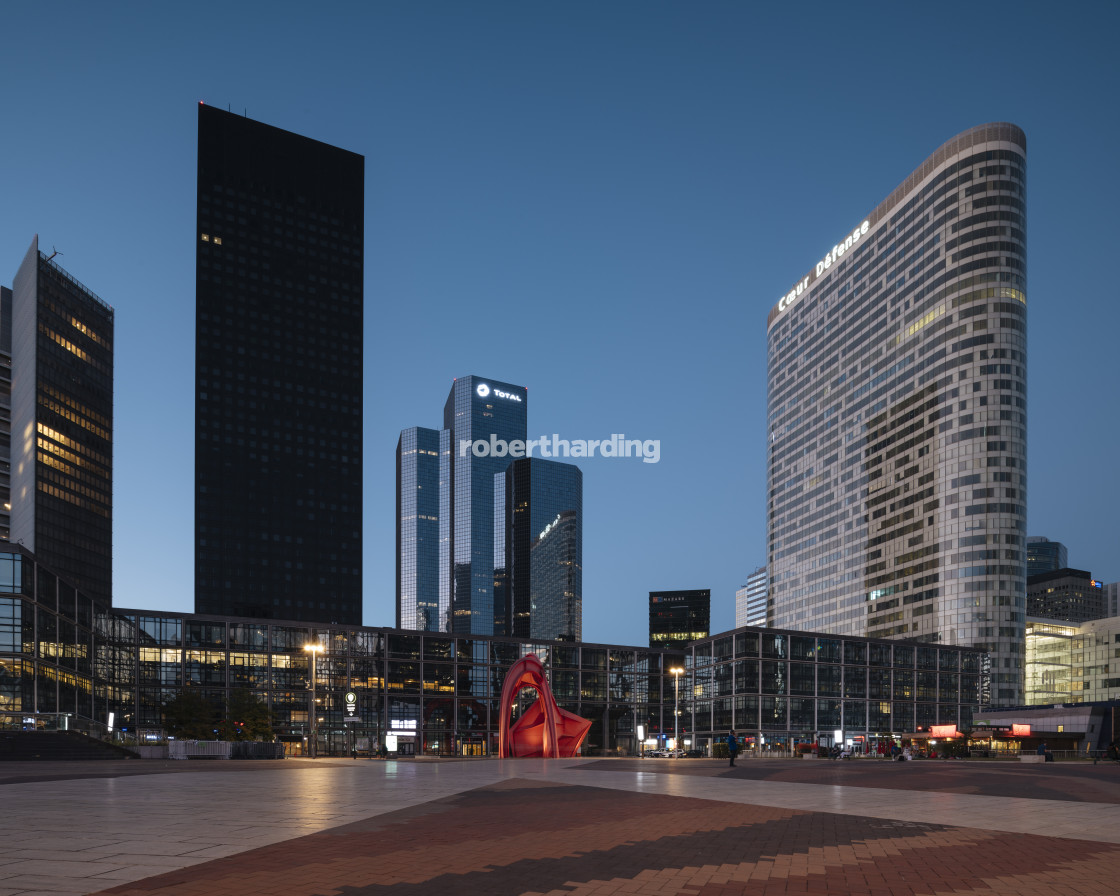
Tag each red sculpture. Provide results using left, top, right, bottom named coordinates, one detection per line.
left=498, top=653, right=591, bottom=758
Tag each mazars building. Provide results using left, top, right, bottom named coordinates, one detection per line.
left=765, top=123, right=1027, bottom=705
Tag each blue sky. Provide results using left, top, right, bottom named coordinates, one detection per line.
left=2, top=1, right=1117, bottom=643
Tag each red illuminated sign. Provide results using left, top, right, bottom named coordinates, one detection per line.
left=930, top=724, right=960, bottom=738
left=1011, top=724, right=1031, bottom=737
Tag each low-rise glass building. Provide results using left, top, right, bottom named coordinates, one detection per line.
left=2, top=547, right=993, bottom=756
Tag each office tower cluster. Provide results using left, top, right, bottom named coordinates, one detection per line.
left=193, top=105, right=364, bottom=625
left=397, top=376, right=583, bottom=639
left=765, top=123, right=1029, bottom=704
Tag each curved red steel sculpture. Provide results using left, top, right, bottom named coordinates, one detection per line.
left=498, top=653, right=591, bottom=758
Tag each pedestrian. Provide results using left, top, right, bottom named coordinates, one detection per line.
left=727, top=730, right=739, bottom=767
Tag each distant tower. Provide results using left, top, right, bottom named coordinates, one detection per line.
left=396, top=426, right=449, bottom=630
left=649, top=589, right=710, bottom=650
left=194, top=105, right=364, bottom=624
left=11, top=237, right=114, bottom=605
left=498, top=458, right=582, bottom=640
left=1026, top=537, right=1068, bottom=577
left=736, top=566, right=768, bottom=628
left=443, top=376, right=527, bottom=634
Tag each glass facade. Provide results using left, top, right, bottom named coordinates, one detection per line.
left=683, top=626, right=984, bottom=752
left=500, top=458, right=583, bottom=641
left=396, top=427, right=448, bottom=630
left=194, top=105, right=364, bottom=625
left=11, top=238, right=113, bottom=607
left=1025, top=616, right=1120, bottom=706
left=1026, top=537, right=1068, bottom=577
left=766, top=123, right=1028, bottom=704
left=443, top=376, right=527, bottom=635
left=2, top=548, right=991, bottom=756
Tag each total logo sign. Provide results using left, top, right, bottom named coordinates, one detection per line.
left=477, top=383, right=522, bottom=402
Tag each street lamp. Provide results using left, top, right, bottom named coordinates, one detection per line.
left=670, top=666, right=684, bottom=758
left=304, top=643, right=324, bottom=758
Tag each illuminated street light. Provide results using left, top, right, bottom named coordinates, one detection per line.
left=670, top=666, right=684, bottom=758
left=304, top=643, right=325, bottom=758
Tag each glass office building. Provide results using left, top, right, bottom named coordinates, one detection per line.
left=1026, top=537, right=1068, bottom=577
left=766, top=123, right=1028, bottom=704
left=10, top=238, right=114, bottom=607
left=680, top=625, right=987, bottom=752
left=194, top=105, right=364, bottom=625
left=443, top=376, right=527, bottom=635
left=3, top=546, right=990, bottom=756
left=498, top=458, right=583, bottom=641
left=396, top=427, right=449, bottom=631
left=650, top=590, right=710, bottom=650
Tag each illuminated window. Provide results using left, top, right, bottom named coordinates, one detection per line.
left=201, top=234, right=210, bottom=242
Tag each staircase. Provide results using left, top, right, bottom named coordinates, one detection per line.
left=0, top=731, right=140, bottom=761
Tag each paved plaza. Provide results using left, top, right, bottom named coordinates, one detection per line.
left=1, top=756, right=1119, bottom=895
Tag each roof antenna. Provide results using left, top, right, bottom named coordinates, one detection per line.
left=45, top=247, right=62, bottom=262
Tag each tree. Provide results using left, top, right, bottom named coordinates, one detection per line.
left=163, top=689, right=220, bottom=740
left=218, top=689, right=275, bottom=741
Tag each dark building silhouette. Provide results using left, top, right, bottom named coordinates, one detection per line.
left=1027, top=568, right=1104, bottom=623
left=194, top=105, right=364, bottom=624
left=11, top=237, right=113, bottom=606
left=649, top=589, right=710, bottom=650
left=498, top=458, right=582, bottom=640
left=1026, top=537, right=1068, bottom=578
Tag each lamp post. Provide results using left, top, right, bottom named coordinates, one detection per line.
left=304, top=643, right=324, bottom=758
left=670, top=666, right=684, bottom=757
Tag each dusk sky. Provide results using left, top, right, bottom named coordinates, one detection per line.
left=2, top=2, right=1117, bottom=644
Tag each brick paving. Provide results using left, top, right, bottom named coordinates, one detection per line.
left=95, top=770, right=1120, bottom=896
left=582, top=757, right=1120, bottom=804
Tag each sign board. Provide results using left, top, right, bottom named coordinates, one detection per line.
left=344, top=691, right=358, bottom=721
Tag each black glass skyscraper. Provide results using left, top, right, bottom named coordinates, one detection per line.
left=444, top=376, right=527, bottom=635
left=11, top=236, right=113, bottom=606
left=498, top=458, right=582, bottom=640
left=649, top=589, right=710, bottom=650
left=194, top=105, right=364, bottom=624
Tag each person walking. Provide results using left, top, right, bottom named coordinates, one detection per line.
left=727, top=730, right=739, bottom=767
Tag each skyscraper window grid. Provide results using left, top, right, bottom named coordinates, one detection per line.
left=766, top=124, right=1027, bottom=704
left=396, top=427, right=447, bottom=631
